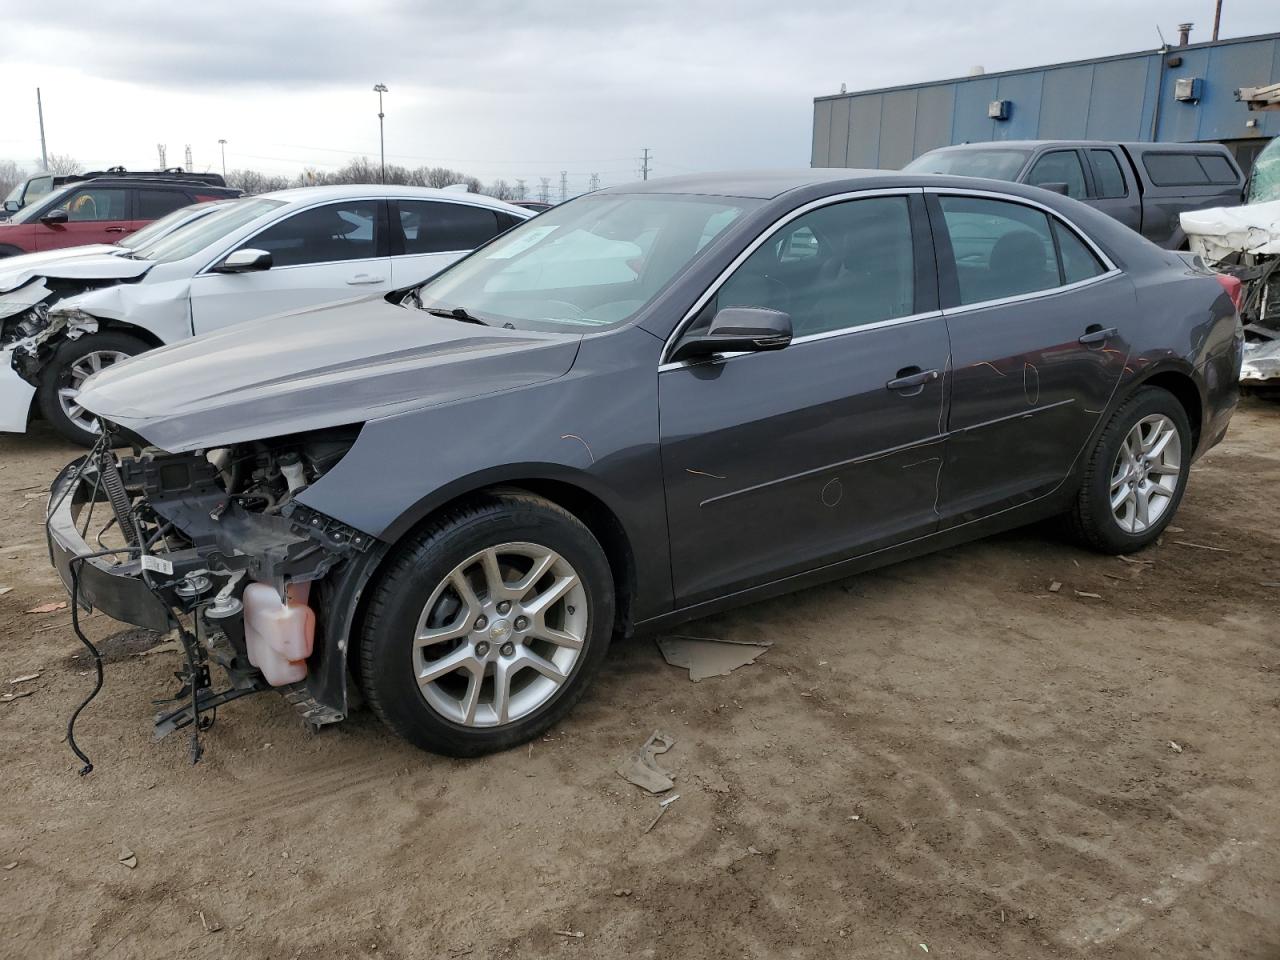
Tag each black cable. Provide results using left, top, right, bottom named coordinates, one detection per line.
left=65, top=547, right=139, bottom=776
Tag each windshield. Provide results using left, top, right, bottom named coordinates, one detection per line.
left=119, top=200, right=228, bottom=252
left=136, top=197, right=285, bottom=263
left=903, top=148, right=1032, bottom=181
left=1247, top=137, right=1280, bottom=204
left=415, top=193, right=759, bottom=331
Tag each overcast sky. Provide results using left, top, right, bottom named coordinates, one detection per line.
left=1, top=0, right=1276, bottom=194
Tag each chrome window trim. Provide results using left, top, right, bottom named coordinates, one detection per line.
left=659, top=187, right=924, bottom=367
left=940, top=269, right=1122, bottom=317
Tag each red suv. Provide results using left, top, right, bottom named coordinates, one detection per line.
left=0, top=176, right=241, bottom=257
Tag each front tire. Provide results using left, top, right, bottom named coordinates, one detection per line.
left=359, top=491, right=615, bottom=757
left=1069, top=386, right=1192, bottom=553
left=37, top=331, right=148, bottom=446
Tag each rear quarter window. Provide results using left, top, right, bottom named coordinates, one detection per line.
left=1196, top=154, right=1239, bottom=185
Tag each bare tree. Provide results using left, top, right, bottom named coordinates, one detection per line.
left=0, top=160, right=29, bottom=201
left=45, top=153, right=82, bottom=175
left=484, top=179, right=518, bottom=201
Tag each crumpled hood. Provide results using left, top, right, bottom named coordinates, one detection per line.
left=0, top=251, right=150, bottom=294
left=76, top=297, right=582, bottom=451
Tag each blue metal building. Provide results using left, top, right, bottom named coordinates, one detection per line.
left=811, top=31, right=1280, bottom=174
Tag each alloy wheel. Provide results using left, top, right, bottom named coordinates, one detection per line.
left=57, top=350, right=131, bottom=434
left=412, top=542, right=588, bottom=727
left=1109, top=413, right=1181, bottom=534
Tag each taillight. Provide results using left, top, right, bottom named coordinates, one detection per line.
left=1214, top=273, right=1243, bottom=313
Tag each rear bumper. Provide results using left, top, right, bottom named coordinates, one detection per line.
left=0, top=348, right=35, bottom=433
left=46, top=459, right=175, bottom=633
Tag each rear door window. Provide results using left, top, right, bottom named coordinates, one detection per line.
left=1026, top=151, right=1088, bottom=199
left=135, top=189, right=193, bottom=219
left=397, top=200, right=503, bottom=254
left=1142, top=153, right=1210, bottom=186
left=937, top=196, right=1060, bottom=304
left=244, top=200, right=379, bottom=267
left=1087, top=150, right=1128, bottom=198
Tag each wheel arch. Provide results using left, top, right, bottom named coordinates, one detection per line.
left=1127, top=365, right=1204, bottom=452
left=92, top=319, right=165, bottom=351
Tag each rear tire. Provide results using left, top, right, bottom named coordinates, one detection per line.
left=1069, top=387, right=1192, bottom=553
left=359, top=491, right=614, bottom=757
left=36, top=331, right=149, bottom=446
left=0, top=245, right=23, bottom=259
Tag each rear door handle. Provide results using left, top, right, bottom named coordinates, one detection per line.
left=1078, top=325, right=1117, bottom=345
left=346, top=274, right=385, bottom=285
left=886, top=367, right=940, bottom=392
left=104, top=226, right=130, bottom=234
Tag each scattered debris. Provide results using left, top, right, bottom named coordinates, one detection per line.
left=642, top=806, right=668, bottom=834
left=920, top=944, right=930, bottom=953
left=118, top=846, right=138, bottom=869
left=1259, top=581, right=1280, bottom=588
left=659, top=793, right=681, bottom=807
left=0, top=586, right=11, bottom=596
left=3, top=862, right=16, bottom=870
left=9, top=673, right=39, bottom=684
left=1048, top=580, right=1062, bottom=593
left=1168, top=741, right=1184, bottom=753
left=847, top=815, right=861, bottom=821
left=1117, top=555, right=1153, bottom=566
left=613, top=888, right=632, bottom=897
left=1075, top=591, right=1103, bottom=599
left=656, top=635, right=770, bottom=681
left=1172, top=540, right=1231, bottom=553
left=617, top=731, right=676, bottom=794
left=25, top=601, right=66, bottom=614
left=1, top=691, right=33, bottom=703
left=554, top=930, right=585, bottom=939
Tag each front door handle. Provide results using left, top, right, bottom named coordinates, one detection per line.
left=104, top=226, right=130, bottom=234
left=886, top=367, right=940, bottom=394
left=346, top=274, right=385, bottom=285
left=1078, top=325, right=1117, bottom=345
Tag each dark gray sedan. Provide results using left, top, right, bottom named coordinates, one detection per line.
left=47, top=170, right=1241, bottom=760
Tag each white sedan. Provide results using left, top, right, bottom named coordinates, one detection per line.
left=0, top=185, right=531, bottom=443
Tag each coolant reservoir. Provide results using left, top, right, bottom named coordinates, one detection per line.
left=243, top=581, right=315, bottom=686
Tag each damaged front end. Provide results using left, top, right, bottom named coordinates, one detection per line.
left=47, top=423, right=377, bottom=767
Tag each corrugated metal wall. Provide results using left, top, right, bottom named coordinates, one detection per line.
left=812, top=33, right=1280, bottom=169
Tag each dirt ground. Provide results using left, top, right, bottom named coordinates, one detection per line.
left=0, top=402, right=1277, bottom=960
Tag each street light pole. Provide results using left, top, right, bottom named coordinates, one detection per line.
left=218, top=139, right=227, bottom=178
left=373, top=84, right=388, bottom=183
left=36, top=88, right=48, bottom=171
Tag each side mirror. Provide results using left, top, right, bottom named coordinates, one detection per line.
left=40, top=208, right=69, bottom=225
left=669, top=307, right=792, bottom=364
left=1038, top=182, right=1070, bottom=196
left=214, top=248, right=273, bottom=273
left=2, top=199, right=20, bottom=214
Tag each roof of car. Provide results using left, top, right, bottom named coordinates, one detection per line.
left=922, top=140, right=1232, bottom=154
left=603, top=169, right=885, bottom=200
left=257, top=184, right=532, bottom=215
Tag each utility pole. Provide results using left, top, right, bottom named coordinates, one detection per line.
left=640, top=148, right=651, bottom=180
left=36, top=88, right=48, bottom=171
left=157, top=144, right=167, bottom=168
left=1212, top=0, right=1223, bottom=40
left=589, top=173, right=600, bottom=192
left=515, top=178, right=527, bottom=201
left=538, top=177, right=550, bottom=204
left=559, top=170, right=568, bottom=202
left=184, top=144, right=193, bottom=171
left=218, top=139, right=227, bottom=177
left=373, top=83, right=389, bottom=183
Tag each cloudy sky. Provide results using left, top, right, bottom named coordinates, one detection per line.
left=1, top=0, right=1276, bottom=194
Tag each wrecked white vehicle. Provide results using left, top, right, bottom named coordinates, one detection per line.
left=1181, top=141, right=1280, bottom=398
left=1, top=187, right=530, bottom=443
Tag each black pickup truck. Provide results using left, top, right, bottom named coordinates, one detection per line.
left=904, top=140, right=1246, bottom=249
